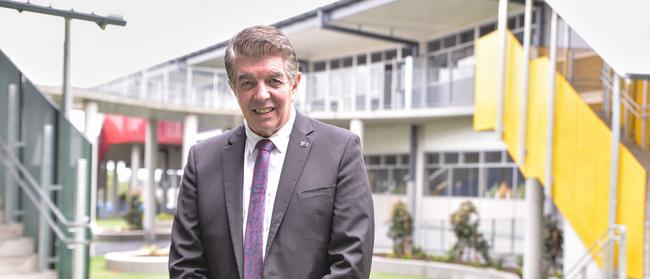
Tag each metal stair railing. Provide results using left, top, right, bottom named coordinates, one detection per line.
left=0, top=123, right=90, bottom=272
left=564, top=225, right=627, bottom=279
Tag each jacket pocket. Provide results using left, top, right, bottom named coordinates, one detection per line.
left=298, top=185, right=335, bottom=199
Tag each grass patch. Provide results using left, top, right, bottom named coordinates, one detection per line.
left=90, top=256, right=168, bottom=279
left=95, top=217, right=128, bottom=230
left=90, top=255, right=427, bottom=279
left=370, top=273, right=428, bottom=279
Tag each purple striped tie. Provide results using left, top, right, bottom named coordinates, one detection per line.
left=244, top=139, right=274, bottom=279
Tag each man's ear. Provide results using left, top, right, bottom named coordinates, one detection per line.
left=291, top=72, right=302, bottom=95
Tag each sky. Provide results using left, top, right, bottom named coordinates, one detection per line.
left=0, top=0, right=337, bottom=88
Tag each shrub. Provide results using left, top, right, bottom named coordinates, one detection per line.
left=388, top=201, right=413, bottom=258
left=449, top=201, right=492, bottom=265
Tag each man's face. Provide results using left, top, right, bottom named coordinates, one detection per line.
left=230, top=54, right=301, bottom=138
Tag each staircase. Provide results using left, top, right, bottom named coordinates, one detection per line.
left=473, top=30, right=648, bottom=278
left=0, top=206, right=55, bottom=279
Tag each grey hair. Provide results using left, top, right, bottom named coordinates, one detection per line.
left=224, top=25, right=298, bottom=87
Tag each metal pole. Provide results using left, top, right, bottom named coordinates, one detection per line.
left=618, top=226, right=627, bottom=279
left=524, top=178, right=543, bottom=279
left=609, top=75, right=621, bottom=228
left=496, top=0, right=509, bottom=136
left=182, top=115, right=198, bottom=168
left=642, top=80, right=648, bottom=149
left=5, top=83, right=18, bottom=224
left=62, top=18, right=72, bottom=119
left=144, top=119, right=158, bottom=244
left=407, top=125, right=418, bottom=245
left=404, top=56, right=413, bottom=110
left=72, top=158, right=88, bottom=279
left=545, top=10, right=559, bottom=212
left=518, top=0, right=533, bottom=165
left=83, top=101, right=99, bottom=227
left=38, top=124, right=54, bottom=271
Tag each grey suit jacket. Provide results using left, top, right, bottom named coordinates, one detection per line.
left=169, top=112, right=374, bottom=279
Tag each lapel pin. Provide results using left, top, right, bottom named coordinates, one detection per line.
left=300, top=141, right=309, bottom=147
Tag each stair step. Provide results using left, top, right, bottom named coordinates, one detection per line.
left=0, top=224, right=22, bottom=240
left=0, top=254, right=38, bottom=273
left=0, top=237, right=33, bottom=257
left=0, top=271, right=56, bottom=279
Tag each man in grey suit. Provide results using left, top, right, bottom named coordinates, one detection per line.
left=169, top=25, right=375, bottom=279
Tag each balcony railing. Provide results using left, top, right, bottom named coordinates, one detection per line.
left=94, top=56, right=476, bottom=114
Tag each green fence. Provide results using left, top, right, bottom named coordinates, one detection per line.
left=0, top=50, right=91, bottom=279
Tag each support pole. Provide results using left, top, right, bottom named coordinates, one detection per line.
left=407, top=125, right=418, bottom=244
left=524, top=178, right=543, bottom=279
left=349, top=119, right=364, bottom=147
left=38, top=124, right=54, bottom=271
left=144, top=119, right=158, bottom=244
left=609, top=75, right=621, bottom=228
left=72, top=159, right=88, bottom=279
left=642, top=80, right=648, bottom=149
left=62, top=18, right=72, bottom=119
left=517, top=0, right=533, bottom=165
left=5, top=83, right=18, bottom=224
left=182, top=115, right=198, bottom=168
left=496, top=0, right=509, bottom=136
left=130, top=144, right=141, bottom=193
left=545, top=10, right=559, bottom=212
left=83, top=101, right=99, bottom=226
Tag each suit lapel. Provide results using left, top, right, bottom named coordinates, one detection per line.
left=222, top=126, right=245, bottom=278
left=265, top=112, right=314, bottom=257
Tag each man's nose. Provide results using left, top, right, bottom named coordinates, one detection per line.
left=253, top=81, right=271, bottom=100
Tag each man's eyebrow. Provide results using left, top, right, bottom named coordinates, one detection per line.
left=267, top=71, right=285, bottom=79
left=236, top=73, right=253, bottom=81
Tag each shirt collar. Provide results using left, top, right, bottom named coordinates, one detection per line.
left=244, top=105, right=296, bottom=155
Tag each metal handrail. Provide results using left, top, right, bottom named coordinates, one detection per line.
left=0, top=137, right=90, bottom=245
left=564, top=225, right=627, bottom=279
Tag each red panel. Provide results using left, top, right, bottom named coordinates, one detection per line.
left=99, top=114, right=182, bottom=162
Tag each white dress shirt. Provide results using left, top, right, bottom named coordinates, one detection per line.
left=242, top=106, right=296, bottom=260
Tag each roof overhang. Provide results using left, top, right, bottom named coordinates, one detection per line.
left=188, top=0, right=524, bottom=67
left=545, top=0, right=650, bottom=78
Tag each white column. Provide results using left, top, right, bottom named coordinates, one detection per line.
left=404, top=56, right=413, bottom=110
left=182, top=114, right=198, bottom=167
left=545, top=10, right=559, bottom=212
left=144, top=119, right=158, bottom=244
left=609, top=75, right=621, bottom=228
left=518, top=0, right=533, bottom=164
left=72, top=159, right=88, bottom=279
left=83, top=101, right=99, bottom=227
left=349, top=119, right=364, bottom=148
left=524, top=178, right=544, bottom=279
left=130, top=144, right=141, bottom=192
left=496, top=0, right=509, bottom=135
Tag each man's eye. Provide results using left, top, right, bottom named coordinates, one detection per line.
left=269, top=79, right=283, bottom=86
left=240, top=81, right=253, bottom=88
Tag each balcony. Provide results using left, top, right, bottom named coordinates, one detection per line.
left=94, top=55, right=476, bottom=118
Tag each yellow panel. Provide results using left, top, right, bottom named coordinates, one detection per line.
left=617, top=146, right=647, bottom=278
left=553, top=73, right=578, bottom=226
left=474, top=31, right=500, bottom=131
left=503, top=32, right=523, bottom=168
left=524, top=58, right=549, bottom=183
left=473, top=31, right=647, bottom=278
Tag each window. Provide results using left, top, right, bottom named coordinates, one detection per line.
left=365, top=154, right=409, bottom=194
left=424, top=150, right=523, bottom=199
left=385, top=49, right=397, bottom=60
left=357, top=54, right=367, bottom=65
left=371, top=52, right=383, bottom=63
left=428, top=40, right=441, bottom=52
left=313, top=61, right=326, bottom=72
